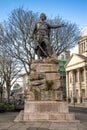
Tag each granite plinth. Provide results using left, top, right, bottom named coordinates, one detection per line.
left=14, top=101, right=79, bottom=122
left=15, top=58, right=79, bottom=122
left=24, top=101, right=68, bottom=113
left=27, top=58, right=61, bottom=101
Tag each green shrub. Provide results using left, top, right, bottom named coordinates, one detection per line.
left=0, top=102, right=14, bottom=112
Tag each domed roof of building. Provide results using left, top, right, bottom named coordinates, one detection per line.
left=81, top=27, right=87, bottom=37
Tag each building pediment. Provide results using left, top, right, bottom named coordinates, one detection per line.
left=65, top=54, right=87, bottom=71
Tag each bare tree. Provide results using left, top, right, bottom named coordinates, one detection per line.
left=0, top=72, right=4, bottom=102
left=2, top=8, right=80, bottom=75
left=50, top=16, right=80, bottom=55
left=4, top=8, right=38, bottom=75
left=0, top=36, right=22, bottom=102
left=0, top=7, right=80, bottom=103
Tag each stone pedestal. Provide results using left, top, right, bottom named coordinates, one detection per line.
left=28, top=58, right=62, bottom=101
left=15, top=58, right=79, bottom=122
left=14, top=101, right=79, bottom=122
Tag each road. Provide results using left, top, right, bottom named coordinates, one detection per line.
left=69, top=106, right=87, bottom=114
left=69, top=105, right=87, bottom=130
left=0, top=106, right=87, bottom=130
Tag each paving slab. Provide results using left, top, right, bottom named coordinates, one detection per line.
left=40, top=122, right=50, bottom=128
left=0, top=112, right=87, bottom=130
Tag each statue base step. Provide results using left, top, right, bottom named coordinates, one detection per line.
left=14, top=101, right=79, bottom=122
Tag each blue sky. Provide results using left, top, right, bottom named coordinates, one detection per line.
left=0, top=0, right=87, bottom=30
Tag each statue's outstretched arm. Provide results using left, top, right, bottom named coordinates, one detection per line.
left=49, top=24, right=66, bottom=29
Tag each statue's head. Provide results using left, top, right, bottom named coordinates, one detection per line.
left=40, top=13, right=47, bottom=21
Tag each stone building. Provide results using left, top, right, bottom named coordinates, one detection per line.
left=58, top=51, right=70, bottom=100
left=22, top=73, right=30, bottom=93
left=65, top=27, right=87, bottom=104
left=12, top=73, right=30, bottom=96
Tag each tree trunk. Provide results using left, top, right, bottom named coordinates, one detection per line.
left=7, top=87, right=10, bottom=103
left=0, top=92, right=3, bottom=102
left=0, top=87, right=3, bottom=102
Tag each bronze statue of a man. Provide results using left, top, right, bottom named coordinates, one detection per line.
left=32, top=13, right=65, bottom=59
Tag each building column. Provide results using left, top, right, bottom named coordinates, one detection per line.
left=66, top=71, right=69, bottom=102
left=77, top=69, right=81, bottom=103
left=78, top=43, right=80, bottom=54
left=83, top=67, right=87, bottom=102
left=71, top=71, right=75, bottom=104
